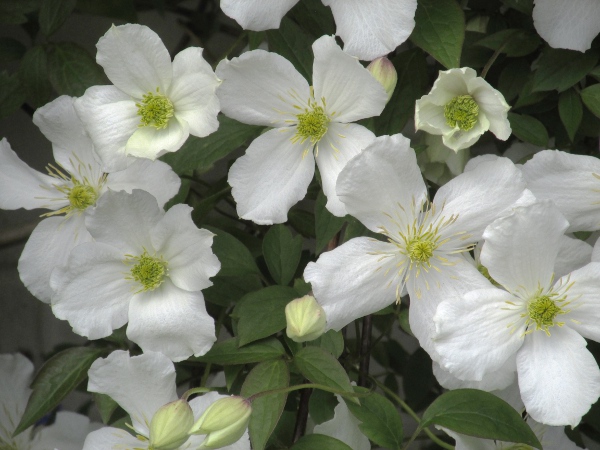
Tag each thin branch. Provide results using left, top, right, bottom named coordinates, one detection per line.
left=292, top=388, right=312, bottom=443
left=358, top=315, right=373, bottom=387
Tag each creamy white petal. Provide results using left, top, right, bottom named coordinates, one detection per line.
left=441, top=115, right=490, bottom=151
left=87, top=350, right=177, bottom=436
left=83, top=427, right=147, bottom=450
left=104, top=158, right=181, bottom=208
left=316, top=123, right=374, bottom=217
left=468, top=77, right=511, bottom=141
left=480, top=201, right=568, bottom=296
left=522, top=150, right=600, bottom=232
left=50, top=242, right=132, bottom=339
left=74, top=85, right=140, bottom=172
left=312, top=35, right=387, bottom=123
left=434, top=288, right=524, bottom=381
left=228, top=128, right=315, bottom=225
left=18, top=215, right=92, bottom=304
left=442, top=428, right=496, bottom=450
left=313, top=395, right=370, bottom=450
left=336, top=133, right=426, bottom=233
left=554, top=235, right=593, bottom=279
left=414, top=100, right=452, bottom=136
left=150, top=204, right=220, bottom=291
left=31, top=411, right=93, bottom=450
left=559, top=262, right=600, bottom=342
left=0, top=138, right=64, bottom=210
left=533, top=0, right=600, bottom=52
left=96, top=24, right=172, bottom=97
left=169, top=47, right=220, bottom=138
left=220, top=0, right=298, bottom=31
left=127, top=280, right=216, bottom=361
left=125, top=116, right=189, bottom=159
left=216, top=50, right=310, bottom=127
left=528, top=418, right=581, bottom=450
left=322, top=0, right=417, bottom=61
left=433, top=360, right=517, bottom=393
left=435, top=157, right=526, bottom=244
left=425, top=68, right=477, bottom=106
left=304, top=237, right=402, bottom=331
left=517, top=326, right=600, bottom=426
left=0, top=353, right=33, bottom=441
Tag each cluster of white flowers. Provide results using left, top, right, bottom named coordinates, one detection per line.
left=3, top=1, right=600, bottom=448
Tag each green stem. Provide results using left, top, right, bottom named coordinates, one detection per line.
left=402, top=426, right=423, bottom=450
left=246, top=383, right=367, bottom=403
left=182, top=387, right=214, bottom=401
left=481, top=30, right=519, bottom=79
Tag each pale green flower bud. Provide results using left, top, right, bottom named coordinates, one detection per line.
left=285, top=295, right=326, bottom=343
left=189, top=396, right=252, bottom=449
left=367, top=57, right=397, bottom=101
left=149, top=399, right=194, bottom=450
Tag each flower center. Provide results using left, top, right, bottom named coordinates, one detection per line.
left=444, top=95, right=479, bottom=131
left=68, top=183, right=98, bottom=210
left=294, top=103, right=329, bottom=145
left=527, top=295, right=562, bottom=330
left=137, top=89, right=174, bottom=129
left=125, top=251, right=168, bottom=292
left=406, top=237, right=435, bottom=263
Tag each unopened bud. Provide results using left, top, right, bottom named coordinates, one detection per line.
left=189, top=396, right=252, bottom=449
left=285, top=295, right=326, bottom=343
left=367, top=57, right=397, bottom=101
left=149, top=399, right=194, bottom=450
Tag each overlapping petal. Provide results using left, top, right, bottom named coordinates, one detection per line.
left=220, top=0, right=298, bottom=31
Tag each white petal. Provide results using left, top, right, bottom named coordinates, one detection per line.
left=96, top=24, right=172, bottom=97
left=150, top=204, right=220, bottom=291
left=442, top=427, right=496, bottom=450
left=322, top=0, right=417, bottom=60
left=18, top=215, right=92, bottom=304
left=414, top=99, right=452, bottom=136
left=50, top=242, right=132, bottom=339
left=83, top=427, right=147, bottom=450
left=522, top=150, right=600, bottom=232
left=126, top=116, right=189, bottom=159
left=434, top=288, right=524, bottom=381
left=559, top=262, right=600, bottom=342
left=422, top=68, right=477, bottom=106
left=441, top=115, right=489, bottom=152
left=74, top=85, right=140, bottom=172
left=304, top=237, right=402, bottom=331
left=312, top=35, right=387, bottom=122
left=31, top=411, right=93, bottom=450
left=87, top=350, right=177, bottom=436
left=313, top=395, right=370, bottom=450
left=554, top=235, right=592, bottom=279
left=215, top=50, right=309, bottom=127
left=316, top=123, right=374, bottom=217
left=228, top=128, right=315, bottom=225
left=533, top=0, right=600, bottom=52
left=480, top=200, right=568, bottom=296
left=127, top=280, right=216, bottom=361
left=435, top=156, right=526, bottom=243
left=517, top=326, right=600, bottom=426
left=336, top=133, right=426, bottom=233
left=527, top=418, right=581, bottom=450
left=169, top=47, right=220, bottom=138
left=105, top=158, right=181, bottom=208
left=468, top=77, right=511, bottom=141
left=85, top=190, right=161, bottom=254
left=220, top=0, right=298, bottom=31
left=432, top=360, right=517, bottom=393
left=0, top=138, right=62, bottom=210
left=0, top=354, right=33, bottom=441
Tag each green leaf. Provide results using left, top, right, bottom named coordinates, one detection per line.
left=559, top=89, right=583, bottom=142
left=0, top=71, right=25, bottom=119
left=410, top=0, right=465, bottom=69
left=403, top=348, right=434, bottom=409
left=421, top=389, right=542, bottom=449
left=205, top=226, right=260, bottom=277
left=19, top=46, right=53, bottom=108
left=235, top=286, right=298, bottom=346
left=501, top=0, right=533, bottom=14
left=47, top=42, right=106, bottom=96
left=160, top=116, right=263, bottom=175
left=533, top=48, right=599, bottom=93
left=267, top=17, right=313, bottom=82
left=192, top=337, right=286, bottom=365
left=0, top=37, right=26, bottom=63
left=15, top=346, right=107, bottom=435
left=39, top=0, right=76, bottom=36
left=288, top=208, right=316, bottom=239
left=307, top=329, right=344, bottom=358
left=315, top=191, right=346, bottom=255
left=93, top=393, right=119, bottom=424
left=241, top=360, right=289, bottom=450
left=507, top=112, right=549, bottom=147
left=581, top=84, right=600, bottom=119
left=345, top=389, right=403, bottom=450
left=475, top=29, right=540, bottom=57
left=289, top=0, right=335, bottom=38
left=498, top=59, right=530, bottom=102
left=203, top=274, right=262, bottom=307
left=294, top=346, right=355, bottom=402
left=291, top=434, right=352, bottom=450
left=308, top=389, right=337, bottom=425
left=75, top=0, right=137, bottom=21
left=0, top=0, right=40, bottom=25
left=374, top=48, right=428, bottom=136
left=263, top=225, right=303, bottom=285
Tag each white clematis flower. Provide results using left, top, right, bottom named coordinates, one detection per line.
left=0, top=96, right=180, bottom=303
left=75, top=23, right=220, bottom=171
left=434, top=200, right=600, bottom=426
left=0, top=353, right=96, bottom=450
left=533, top=0, right=600, bottom=52
left=50, top=190, right=220, bottom=361
left=83, top=350, right=250, bottom=450
left=415, top=67, right=511, bottom=152
left=216, top=35, right=388, bottom=224
left=312, top=395, right=370, bottom=450
left=220, top=0, right=417, bottom=61
left=304, top=134, right=526, bottom=360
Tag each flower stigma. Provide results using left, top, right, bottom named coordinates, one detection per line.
left=521, top=279, right=574, bottom=335
left=137, top=88, right=174, bottom=129
left=294, top=102, right=329, bottom=146
left=67, top=183, right=98, bottom=210
left=444, top=95, right=479, bottom=131
left=125, top=250, right=168, bottom=293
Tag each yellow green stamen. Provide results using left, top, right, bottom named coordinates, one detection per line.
left=444, top=95, right=479, bottom=131
left=67, top=183, right=98, bottom=210
left=125, top=251, right=168, bottom=293
left=406, top=238, right=435, bottom=263
left=527, top=295, right=562, bottom=330
left=137, top=89, right=174, bottom=129
left=293, top=103, right=329, bottom=146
